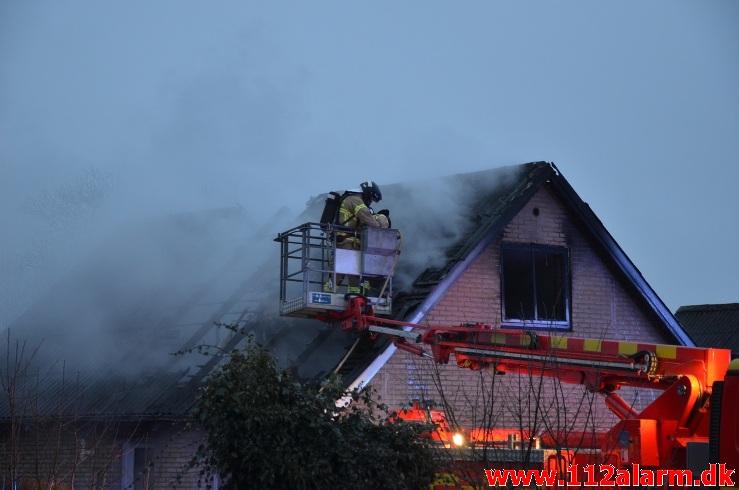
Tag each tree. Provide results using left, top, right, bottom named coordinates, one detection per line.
left=190, top=337, right=438, bottom=490
left=0, top=331, right=128, bottom=489
left=395, top=325, right=648, bottom=489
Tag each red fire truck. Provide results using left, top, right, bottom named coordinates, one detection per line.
left=276, top=222, right=738, bottom=486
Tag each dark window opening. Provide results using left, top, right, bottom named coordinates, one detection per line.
left=134, top=447, right=156, bottom=490
left=502, top=244, right=569, bottom=326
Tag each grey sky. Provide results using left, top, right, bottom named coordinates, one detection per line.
left=1, top=1, right=738, bottom=321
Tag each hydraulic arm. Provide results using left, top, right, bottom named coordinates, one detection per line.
left=331, top=296, right=733, bottom=469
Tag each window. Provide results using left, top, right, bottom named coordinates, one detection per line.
left=133, top=447, right=155, bottom=490
left=122, top=443, right=157, bottom=490
left=501, top=244, right=570, bottom=328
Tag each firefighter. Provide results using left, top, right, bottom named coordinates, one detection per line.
left=326, top=181, right=383, bottom=294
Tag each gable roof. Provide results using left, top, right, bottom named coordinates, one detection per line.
left=675, top=303, right=739, bottom=358
left=336, top=162, right=694, bottom=392
left=2, top=161, right=693, bottom=419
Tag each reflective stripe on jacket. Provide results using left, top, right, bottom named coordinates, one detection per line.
left=336, top=193, right=379, bottom=243
left=338, top=193, right=380, bottom=229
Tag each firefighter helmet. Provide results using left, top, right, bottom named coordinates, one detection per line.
left=360, top=181, right=382, bottom=203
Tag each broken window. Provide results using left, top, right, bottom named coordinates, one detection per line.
left=501, top=244, right=570, bottom=328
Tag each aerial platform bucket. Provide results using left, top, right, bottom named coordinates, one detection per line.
left=275, top=222, right=400, bottom=320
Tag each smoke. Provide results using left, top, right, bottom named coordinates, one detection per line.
left=0, top=167, right=117, bottom=329
left=0, top=7, right=312, bottom=333
left=381, top=164, right=525, bottom=289
left=4, top=205, right=261, bottom=375
left=0, top=2, right=530, bottom=388
left=0, top=160, right=524, bottom=383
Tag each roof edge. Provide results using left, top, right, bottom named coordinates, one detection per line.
left=547, top=166, right=694, bottom=346
left=676, top=303, right=739, bottom=313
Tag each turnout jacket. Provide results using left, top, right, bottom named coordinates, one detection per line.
left=337, top=193, right=379, bottom=243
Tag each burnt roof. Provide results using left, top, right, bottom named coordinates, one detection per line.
left=1, top=161, right=692, bottom=419
left=675, top=303, right=739, bottom=358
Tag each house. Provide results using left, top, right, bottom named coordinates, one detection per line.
left=675, top=303, right=739, bottom=358
left=331, top=161, right=693, bottom=442
left=0, top=161, right=695, bottom=488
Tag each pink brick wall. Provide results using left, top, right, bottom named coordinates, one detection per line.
left=371, top=185, right=671, bottom=432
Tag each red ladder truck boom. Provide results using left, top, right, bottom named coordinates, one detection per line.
left=332, top=296, right=738, bottom=473
left=275, top=222, right=738, bottom=481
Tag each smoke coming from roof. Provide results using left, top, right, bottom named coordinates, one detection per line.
left=3, top=1, right=738, bottom=416
left=1, top=153, right=521, bottom=386
left=381, top=165, right=525, bottom=289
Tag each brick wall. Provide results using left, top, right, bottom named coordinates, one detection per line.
left=371, top=185, right=671, bottom=432
left=129, top=422, right=210, bottom=489
left=0, top=420, right=213, bottom=489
